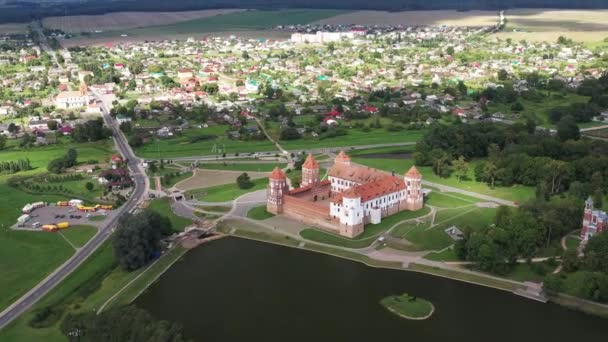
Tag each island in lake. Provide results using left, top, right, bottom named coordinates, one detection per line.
left=381, top=293, right=435, bottom=320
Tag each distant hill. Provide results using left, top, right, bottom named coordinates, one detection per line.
left=2, top=0, right=608, bottom=24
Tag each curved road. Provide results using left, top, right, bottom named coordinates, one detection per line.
left=0, top=89, right=148, bottom=330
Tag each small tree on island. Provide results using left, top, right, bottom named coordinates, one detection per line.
left=236, top=172, right=254, bottom=189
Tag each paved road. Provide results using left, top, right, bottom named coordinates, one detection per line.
left=0, top=90, right=148, bottom=330
left=147, top=142, right=416, bottom=162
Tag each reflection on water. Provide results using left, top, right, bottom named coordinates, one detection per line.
left=137, top=238, right=608, bottom=342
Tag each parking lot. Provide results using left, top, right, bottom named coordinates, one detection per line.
left=14, top=205, right=115, bottom=231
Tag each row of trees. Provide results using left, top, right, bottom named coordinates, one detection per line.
left=0, top=158, right=31, bottom=174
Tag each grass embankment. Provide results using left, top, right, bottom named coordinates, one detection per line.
left=0, top=241, right=188, bottom=342
left=409, top=263, right=524, bottom=292
left=185, top=177, right=266, bottom=202
left=59, top=225, right=97, bottom=248
left=147, top=198, right=192, bottom=232
left=299, top=207, right=431, bottom=249
left=380, top=293, right=434, bottom=320
left=246, top=205, right=275, bottom=220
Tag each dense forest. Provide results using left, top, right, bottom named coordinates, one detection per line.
left=2, top=0, right=608, bottom=24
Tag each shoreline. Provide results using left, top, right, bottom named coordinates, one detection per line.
left=382, top=302, right=435, bottom=320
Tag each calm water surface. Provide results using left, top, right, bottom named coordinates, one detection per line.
left=137, top=238, right=608, bottom=342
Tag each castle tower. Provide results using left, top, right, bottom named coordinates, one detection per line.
left=334, top=151, right=351, bottom=166
left=267, top=167, right=288, bottom=215
left=403, top=166, right=423, bottom=211
left=338, top=188, right=364, bottom=238
left=581, top=197, right=594, bottom=241
left=301, top=154, right=319, bottom=187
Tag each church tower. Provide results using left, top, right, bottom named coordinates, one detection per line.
left=301, top=154, right=319, bottom=187
left=267, top=167, right=288, bottom=215
left=403, top=166, right=423, bottom=211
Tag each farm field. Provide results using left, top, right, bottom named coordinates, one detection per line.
left=79, top=9, right=348, bottom=40
left=42, top=9, right=244, bottom=33
left=185, top=177, right=267, bottom=202
left=0, top=23, right=27, bottom=34
left=496, top=9, right=608, bottom=42
left=313, top=10, right=499, bottom=26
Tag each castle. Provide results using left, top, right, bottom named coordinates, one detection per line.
left=267, top=152, right=424, bottom=238
left=581, top=197, right=608, bottom=242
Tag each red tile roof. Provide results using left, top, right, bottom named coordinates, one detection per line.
left=269, top=167, right=286, bottom=180
left=302, top=154, right=318, bottom=169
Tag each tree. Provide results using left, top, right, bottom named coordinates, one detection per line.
left=236, top=172, right=254, bottom=189
left=85, top=182, right=94, bottom=191
left=7, top=122, right=19, bottom=134
left=0, top=135, right=6, bottom=150
left=148, top=162, right=158, bottom=174
left=452, top=156, right=469, bottom=182
left=584, top=232, right=608, bottom=273
left=113, top=210, right=170, bottom=271
left=446, top=46, right=455, bottom=55
left=430, top=149, right=451, bottom=178
left=483, top=162, right=498, bottom=188
left=61, top=306, right=188, bottom=342
left=497, top=69, right=508, bottom=81
left=556, top=115, right=580, bottom=141
left=511, top=102, right=524, bottom=112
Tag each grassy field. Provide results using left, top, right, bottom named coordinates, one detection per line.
left=43, top=9, right=244, bottom=33
left=314, top=10, right=499, bottom=26
left=246, top=205, right=274, bottom=220
left=0, top=23, right=27, bottom=34
left=147, top=198, right=192, bottom=232
left=409, top=263, right=524, bottom=292
left=185, top=177, right=266, bottom=202
left=487, top=92, right=591, bottom=128
left=352, top=153, right=535, bottom=203
left=134, top=125, right=277, bottom=158
left=424, top=191, right=480, bottom=208
left=0, top=241, right=187, bottom=342
left=380, top=293, right=434, bottom=319
left=59, top=225, right=97, bottom=248
left=502, top=261, right=557, bottom=282
left=391, top=207, right=496, bottom=252
left=280, top=128, right=424, bottom=152
left=200, top=163, right=284, bottom=172
left=96, top=9, right=348, bottom=37
left=299, top=207, right=431, bottom=249
left=424, top=247, right=460, bottom=262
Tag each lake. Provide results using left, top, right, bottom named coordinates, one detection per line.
left=137, top=238, right=608, bottom=341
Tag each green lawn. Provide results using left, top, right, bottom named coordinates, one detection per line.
left=246, top=205, right=275, bottom=220
left=200, top=163, right=283, bottom=172
left=424, top=247, right=460, bottom=262
left=300, top=207, right=431, bottom=249
left=100, top=9, right=348, bottom=37
left=147, top=198, right=192, bottom=232
left=185, top=177, right=267, bottom=202
left=88, top=215, right=107, bottom=222
left=425, top=191, right=479, bottom=208
left=380, top=293, right=434, bottom=319
left=60, top=225, right=97, bottom=248
left=391, top=207, right=496, bottom=252
left=352, top=156, right=535, bottom=203
left=280, top=128, right=424, bottom=152
left=503, top=261, right=557, bottom=282
left=565, top=236, right=582, bottom=251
